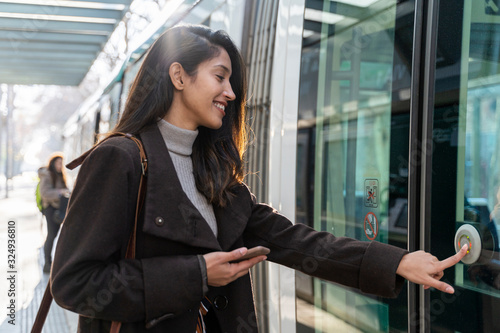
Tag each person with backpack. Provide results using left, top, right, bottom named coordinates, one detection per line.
left=36, top=167, right=45, bottom=214
left=39, top=153, right=70, bottom=273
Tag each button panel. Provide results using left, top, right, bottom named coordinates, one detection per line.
left=454, top=224, right=482, bottom=264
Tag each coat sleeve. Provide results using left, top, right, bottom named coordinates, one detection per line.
left=241, top=189, right=408, bottom=298
left=50, top=139, right=204, bottom=326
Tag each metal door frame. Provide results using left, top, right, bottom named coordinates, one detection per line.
left=408, top=0, right=440, bottom=331
left=267, top=0, right=305, bottom=332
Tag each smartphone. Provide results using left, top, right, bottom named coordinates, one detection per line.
left=230, top=246, right=270, bottom=263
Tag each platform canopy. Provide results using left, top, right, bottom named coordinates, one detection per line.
left=0, top=0, right=133, bottom=86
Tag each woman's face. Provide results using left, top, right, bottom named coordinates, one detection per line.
left=172, top=47, right=236, bottom=130
left=54, top=158, right=63, bottom=173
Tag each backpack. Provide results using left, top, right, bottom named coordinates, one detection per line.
left=36, top=180, right=43, bottom=214
left=36, top=167, right=46, bottom=214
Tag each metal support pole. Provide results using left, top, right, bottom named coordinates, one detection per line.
left=0, top=86, right=3, bottom=195
left=471, top=98, right=481, bottom=197
left=5, top=85, right=14, bottom=198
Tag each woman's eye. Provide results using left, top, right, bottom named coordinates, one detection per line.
left=216, top=75, right=224, bottom=81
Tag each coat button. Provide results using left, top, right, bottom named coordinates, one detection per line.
left=213, top=295, right=228, bottom=310
left=155, top=217, right=164, bottom=226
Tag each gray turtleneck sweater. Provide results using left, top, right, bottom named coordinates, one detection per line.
left=157, top=119, right=218, bottom=237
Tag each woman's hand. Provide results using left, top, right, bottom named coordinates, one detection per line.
left=396, top=244, right=468, bottom=293
left=203, top=247, right=267, bottom=287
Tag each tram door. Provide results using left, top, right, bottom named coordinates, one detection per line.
left=293, top=0, right=500, bottom=331
left=295, top=0, right=414, bottom=331
left=428, top=0, right=500, bottom=332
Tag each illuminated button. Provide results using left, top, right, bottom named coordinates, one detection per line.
left=454, top=224, right=482, bottom=264
left=458, top=235, right=471, bottom=254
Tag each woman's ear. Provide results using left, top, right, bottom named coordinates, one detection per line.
left=169, top=62, right=185, bottom=90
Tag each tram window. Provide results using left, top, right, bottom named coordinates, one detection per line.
left=295, top=0, right=413, bottom=332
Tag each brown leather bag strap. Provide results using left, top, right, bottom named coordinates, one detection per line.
left=66, top=132, right=148, bottom=172
left=32, top=133, right=148, bottom=333
left=30, top=278, right=54, bottom=333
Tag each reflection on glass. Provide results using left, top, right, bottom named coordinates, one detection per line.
left=430, top=1, right=500, bottom=331
left=455, top=0, right=500, bottom=297
left=295, top=0, right=412, bottom=332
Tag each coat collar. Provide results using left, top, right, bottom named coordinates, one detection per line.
left=138, top=123, right=250, bottom=252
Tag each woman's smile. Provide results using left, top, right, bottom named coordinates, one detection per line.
left=214, top=101, right=226, bottom=116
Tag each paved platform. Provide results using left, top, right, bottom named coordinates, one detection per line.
left=0, top=173, right=78, bottom=332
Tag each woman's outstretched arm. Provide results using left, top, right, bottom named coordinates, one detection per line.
left=396, top=244, right=468, bottom=293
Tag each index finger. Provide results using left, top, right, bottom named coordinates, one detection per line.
left=437, top=244, right=468, bottom=270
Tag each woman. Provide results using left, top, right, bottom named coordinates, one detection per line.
left=51, top=25, right=467, bottom=332
left=39, top=153, right=69, bottom=273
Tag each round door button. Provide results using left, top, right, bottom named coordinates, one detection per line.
left=454, top=224, right=482, bottom=264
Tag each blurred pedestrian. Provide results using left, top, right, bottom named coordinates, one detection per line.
left=51, top=25, right=467, bottom=332
left=39, top=153, right=69, bottom=273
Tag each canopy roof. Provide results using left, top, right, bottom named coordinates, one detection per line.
left=0, top=0, right=133, bottom=86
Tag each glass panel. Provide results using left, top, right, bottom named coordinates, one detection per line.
left=295, top=0, right=414, bottom=331
left=430, top=0, right=500, bottom=331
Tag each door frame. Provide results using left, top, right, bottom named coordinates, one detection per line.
left=267, top=0, right=305, bottom=332
left=408, top=0, right=442, bottom=331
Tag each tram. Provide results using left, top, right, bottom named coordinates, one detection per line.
left=62, top=0, right=500, bottom=332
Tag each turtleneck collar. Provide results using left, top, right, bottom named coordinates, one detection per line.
left=157, top=119, right=199, bottom=156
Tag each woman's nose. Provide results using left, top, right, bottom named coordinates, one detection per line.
left=224, top=84, right=236, bottom=101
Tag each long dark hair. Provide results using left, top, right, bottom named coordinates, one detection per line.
left=47, top=153, right=67, bottom=188
left=110, top=25, right=247, bottom=207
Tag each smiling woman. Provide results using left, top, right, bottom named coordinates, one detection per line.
left=49, top=24, right=467, bottom=333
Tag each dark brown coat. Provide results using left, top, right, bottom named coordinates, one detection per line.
left=51, top=124, right=407, bottom=332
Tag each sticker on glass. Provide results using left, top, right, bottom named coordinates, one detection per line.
left=364, top=179, right=378, bottom=208
left=364, top=212, right=379, bottom=240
